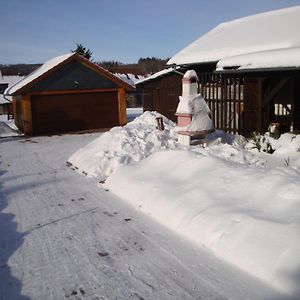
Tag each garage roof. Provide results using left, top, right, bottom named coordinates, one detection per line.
left=5, top=53, right=134, bottom=96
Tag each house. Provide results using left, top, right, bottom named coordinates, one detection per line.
left=113, top=71, right=146, bottom=108
left=165, top=6, right=300, bottom=135
left=0, top=73, right=24, bottom=117
left=135, top=68, right=184, bottom=122
left=4, top=53, right=134, bottom=135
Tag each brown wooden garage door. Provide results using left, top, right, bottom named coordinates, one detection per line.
left=31, top=91, right=119, bottom=134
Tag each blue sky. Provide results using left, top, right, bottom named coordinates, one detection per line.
left=1, top=0, right=300, bottom=64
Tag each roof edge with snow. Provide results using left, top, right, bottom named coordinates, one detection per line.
left=216, top=47, right=300, bottom=73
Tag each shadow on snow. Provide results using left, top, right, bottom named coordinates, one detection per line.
left=0, top=170, right=30, bottom=300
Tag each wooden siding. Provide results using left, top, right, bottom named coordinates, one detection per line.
left=30, top=91, right=119, bottom=135
left=139, top=73, right=182, bottom=122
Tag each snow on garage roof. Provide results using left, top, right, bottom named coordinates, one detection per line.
left=168, top=6, right=300, bottom=66
left=216, top=47, right=300, bottom=71
left=5, top=53, right=134, bottom=95
left=5, top=53, right=74, bottom=96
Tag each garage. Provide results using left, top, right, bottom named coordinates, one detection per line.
left=5, top=53, right=134, bottom=135
left=31, top=91, right=119, bottom=134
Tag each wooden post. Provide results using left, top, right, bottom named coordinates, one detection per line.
left=156, top=117, right=164, bottom=131
left=118, top=88, right=127, bottom=125
left=258, top=78, right=264, bottom=133
left=22, top=94, right=33, bottom=134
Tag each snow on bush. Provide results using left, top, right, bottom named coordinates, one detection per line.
left=68, top=111, right=177, bottom=180
left=246, top=132, right=300, bottom=170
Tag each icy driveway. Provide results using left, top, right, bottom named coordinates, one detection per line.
left=0, top=134, right=294, bottom=300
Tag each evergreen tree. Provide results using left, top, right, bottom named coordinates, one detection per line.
left=72, top=43, right=93, bottom=60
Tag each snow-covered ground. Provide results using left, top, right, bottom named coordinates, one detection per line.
left=70, top=112, right=300, bottom=299
left=126, top=107, right=143, bottom=122
left=1, top=133, right=292, bottom=300
left=0, top=115, right=22, bottom=138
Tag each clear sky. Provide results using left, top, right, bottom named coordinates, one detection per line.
left=1, top=0, right=300, bottom=64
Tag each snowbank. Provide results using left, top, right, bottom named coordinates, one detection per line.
left=105, top=149, right=300, bottom=296
left=69, top=112, right=300, bottom=296
left=68, top=111, right=177, bottom=180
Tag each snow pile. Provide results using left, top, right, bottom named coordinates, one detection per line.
left=68, top=111, right=177, bottom=180
left=69, top=113, right=300, bottom=296
left=105, top=149, right=300, bottom=297
left=126, top=107, right=143, bottom=122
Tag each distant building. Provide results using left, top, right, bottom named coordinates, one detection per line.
left=0, top=73, right=24, bottom=117
left=135, top=68, right=184, bottom=122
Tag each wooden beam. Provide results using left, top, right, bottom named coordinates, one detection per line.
left=29, top=88, right=118, bottom=96
left=282, top=104, right=292, bottom=113
left=258, top=78, right=263, bottom=132
left=22, top=94, right=33, bottom=134
left=262, top=77, right=289, bottom=107
left=118, top=88, right=127, bottom=125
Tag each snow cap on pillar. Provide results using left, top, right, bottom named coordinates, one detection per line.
left=182, top=70, right=198, bottom=97
left=176, top=69, right=199, bottom=117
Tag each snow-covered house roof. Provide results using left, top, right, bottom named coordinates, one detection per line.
left=135, top=67, right=182, bottom=85
left=114, top=73, right=146, bottom=87
left=168, top=5, right=300, bottom=70
left=5, top=53, right=134, bottom=96
left=0, top=75, right=24, bottom=104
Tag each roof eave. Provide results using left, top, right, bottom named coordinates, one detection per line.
left=215, top=66, right=300, bottom=74
left=167, top=60, right=218, bottom=68
left=135, top=69, right=184, bottom=86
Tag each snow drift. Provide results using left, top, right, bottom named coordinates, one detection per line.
left=68, top=111, right=177, bottom=180
left=105, top=149, right=300, bottom=296
left=70, top=112, right=300, bottom=297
